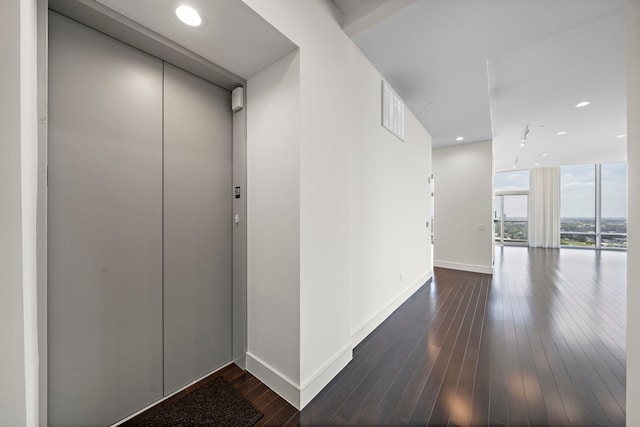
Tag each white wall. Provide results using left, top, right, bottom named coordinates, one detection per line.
left=240, top=0, right=351, bottom=407
left=349, top=46, right=433, bottom=345
left=246, top=50, right=302, bottom=406
left=626, top=0, right=640, bottom=425
left=242, top=0, right=351, bottom=409
left=295, top=3, right=354, bottom=407
left=433, top=140, right=494, bottom=274
left=243, top=0, right=433, bottom=408
left=0, top=0, right=39, bottom=425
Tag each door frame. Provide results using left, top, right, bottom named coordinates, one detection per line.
left=37, top=0, right=249, bottom=423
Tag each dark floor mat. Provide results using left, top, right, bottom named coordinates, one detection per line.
left=128, top=376, right=263, bottom=427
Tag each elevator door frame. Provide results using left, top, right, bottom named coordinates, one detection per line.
left=38, top=0, right=248, bottom=423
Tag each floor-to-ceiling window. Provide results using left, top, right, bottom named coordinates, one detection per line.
left=560, top=164, right=596, bottom=247
left=495, top=164, right=627, bottom=250
left=561, top=162, right=627, bottom=249
left=494, top=170, right=529, bottom=246
left=599, top=162, right=627, bottom=248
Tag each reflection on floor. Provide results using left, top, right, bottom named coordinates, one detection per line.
left=180, top=247, right=626, bottom=426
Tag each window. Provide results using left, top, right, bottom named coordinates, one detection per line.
left=502, top=195, right=528, bottom=243
left=601, top=162, right=627, bottom=248
left=494, top=196, right=502, bottom=242
left=560, top=162, right=627, bottom=249
left=561, top=164, right=596, bottom=247
left=494, top=170, right=529, bottom=246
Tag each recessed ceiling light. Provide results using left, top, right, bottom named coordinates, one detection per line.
left=541, top=153, right=549, bottom=157
left=428, top=102, right=437, bottom=107
left=575, top=101, right=591, bottom=108
left=456, top=136, right=464, bottom=141
left=617, top=134, right=627, bottom=138
left=534, top=162, right=540, bottom=167
left=176, top=5, right=202, bottom=27
left=556, top=131, right=567, bottom=136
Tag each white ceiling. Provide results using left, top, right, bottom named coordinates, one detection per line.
left=332, top=0, right=416, bottom=36
left=91, top=0, right=627, bottom=172
left=489, top=12, right=626, bottom=171
left=340, top=0, right=627, bottom=171
left=95, top=0, right=296, bottom=79
left=333, top=0, right=389, bottom=19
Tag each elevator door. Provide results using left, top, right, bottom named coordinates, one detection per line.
left=48, top=11, right=233, bottom=426
left=163, top=63, right=232, bottom=394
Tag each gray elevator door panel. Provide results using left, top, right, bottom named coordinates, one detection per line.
left=163, top=63, right=233, bottom=395
left=48, top=12, right=163, bottom=426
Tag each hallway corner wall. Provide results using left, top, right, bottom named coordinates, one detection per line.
left=243, top=0, right=433, bottom=409
left=246, top=50, right=302, bottom=407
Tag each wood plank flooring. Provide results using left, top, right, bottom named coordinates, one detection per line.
left=298, top=247, right=626, bottom=426
left=127, top=246, right=626, bottom=426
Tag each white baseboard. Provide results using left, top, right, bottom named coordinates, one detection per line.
left=246, top=344, right=353, bottom=410
left=350, top=271, right=432, bottom=347
left=434, top=260, right=493, bottom=275
left=246, top=271, right=434, bottom=411
left=300, top=344, right=352, bottom=408
left=245, top=352, right=301, bottom=409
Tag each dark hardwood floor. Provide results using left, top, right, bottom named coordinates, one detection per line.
left=299, top=247, right=626, bottom=426
left=130, top=247, right=627, bottom=426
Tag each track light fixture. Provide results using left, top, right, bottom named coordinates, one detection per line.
left=521, top=124, right=530, bottom=147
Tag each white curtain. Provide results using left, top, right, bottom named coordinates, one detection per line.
left=528, top=167, right=561, bottom=248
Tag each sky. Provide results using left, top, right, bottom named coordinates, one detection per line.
left=495, top=170, right=529, bottom=218
left=494, top=162, right=627, bottom=219
left=560, top=164, right=596, bottom=218
left=561, top=163, right=627, bottom=218
left=495, top=170, right=529, bottom=192
left=600, top=162, right=627, bottom=218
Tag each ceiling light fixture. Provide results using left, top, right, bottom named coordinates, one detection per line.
left=428, top=102, right=437, bottom=107
left=617, top=134, right=627, bottom=138
left=575, top=101, right=591, bottom=108
left=534, top=162, right=540, bottom=167
left=556, top=131, right=567, bottom=136
left=175, top=4, right=202, bottom=27
left=513, top=156, right=519, bottom=169
left=542, top=153, right=549, bottom=157
left=520, top=124, right=530, bottom=147
left=456, top=136, right=464, bottom=141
